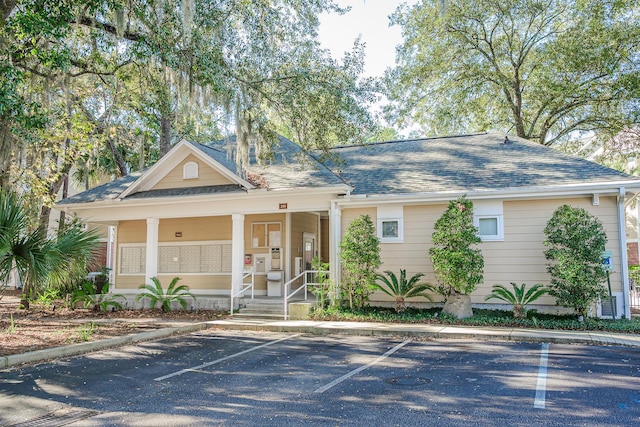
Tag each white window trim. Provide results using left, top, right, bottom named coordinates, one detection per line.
left=378, top=217, right=404, bottom=243
left=475, top=215, right=504, bottom=242
left=183, top=161, right=199, bottom=179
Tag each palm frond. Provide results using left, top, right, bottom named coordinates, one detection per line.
left=374, top=269, right=434, bottom=312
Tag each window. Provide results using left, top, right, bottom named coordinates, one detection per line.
left=183, top=161, right=199, bottom=179
left=119, top=242, right=232, bottom=275
left=477, top=216, right=502, bottom=240
left=382, top=220, right=399, bottom=238
left=377, top=204, right=404, bottom=243
left=473, top=200, right=504, bottom=241
left=251, top=222, right=282, bottom=248
left=119, top=245, right=146, bottom=274
left=158, top=243, right=232, bottom=273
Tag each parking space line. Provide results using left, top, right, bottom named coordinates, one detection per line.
left=314, top=339, right=412, bottom=394
left=154, top=333, right=302, bottom=381
left=534, top=343, right=550, bottom=409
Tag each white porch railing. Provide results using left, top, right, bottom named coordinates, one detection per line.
left=284, top=270, right=328, bottom=320
left=230, top=269, right=255, bottom=315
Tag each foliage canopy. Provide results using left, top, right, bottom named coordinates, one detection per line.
left=386, top=0, right=640, bottom=145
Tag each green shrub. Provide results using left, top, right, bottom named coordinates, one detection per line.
left=309, top=306, right=640, bottom=333
left=629, top=265, right=640, bottom=286
left=374, top=269, right=434, bottom=313
left=136, top=277, right=195, bottom=312
left=429, top=195, right=484, bottom=296
left=310, top=257, right=332, bottom=308
left=339, top=215, right=381, bottom=309
left=484, top=283, right=550, bottom=318
left=543, top=204, right=608, bottom=318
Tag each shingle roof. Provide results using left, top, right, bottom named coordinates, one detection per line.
left=205, top=135, right=346, bottom=189
left=325, top=133, right=639, bottom=196
left=58, top=172, right=142, bottom=205
left=59, top=135, right=346, bottom=205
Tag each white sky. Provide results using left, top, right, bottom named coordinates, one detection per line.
left=318, top=0, right=419, bottom=78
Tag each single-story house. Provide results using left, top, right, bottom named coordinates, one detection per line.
left=59, top=133, right=640, bottom=318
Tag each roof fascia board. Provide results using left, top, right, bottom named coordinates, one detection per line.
left=335, top=181, right=640, bottom=207
left=59, top=185, right=350, bottom=211
left=61, top=192, right=341, bottom=222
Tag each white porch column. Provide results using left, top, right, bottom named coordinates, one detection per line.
left=329, top=202, right=342, bottom=292
left=285, top=212, right=292, bottom=282
left=109, top=225, right=117, bottom=288
left=618, top=188, right=631, bottom=319
left=145, top=218, right=159, bottom=285
left=231, top=213, right=245, bottom=296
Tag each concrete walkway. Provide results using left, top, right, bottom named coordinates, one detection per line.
left=2, top=317, right=640, bottom=370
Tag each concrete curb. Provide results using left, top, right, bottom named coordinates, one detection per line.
left=0, top=322, right=209, bottom=369
left=207, top=319, right=640, bottom=348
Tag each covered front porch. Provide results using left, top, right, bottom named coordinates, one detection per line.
left=107, top=207, right=340, bottom=319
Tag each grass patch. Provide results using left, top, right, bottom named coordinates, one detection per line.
left=310, top=306, right=640, bottom=334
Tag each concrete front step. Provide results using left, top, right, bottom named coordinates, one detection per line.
left=233, top=312, right=285, bottom=319
left=242, top=303, right=284, bottom=313
left=235, top=299, right=318, bottom=319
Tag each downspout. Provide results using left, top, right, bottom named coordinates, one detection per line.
left=329, top=201, right=342, bottom=301
left=618, top=187, right=631, bottom=319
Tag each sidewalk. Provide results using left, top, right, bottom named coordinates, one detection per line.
left=2, top=317, right=640, bottom=370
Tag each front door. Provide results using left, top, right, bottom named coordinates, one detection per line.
left=303, top=233, right=316, bottom=270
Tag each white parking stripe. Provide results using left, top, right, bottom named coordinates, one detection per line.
left=154, top=333, right=302, bottom=381
left=314, top=339, right=412, bottom=394
left=534, top=343, right=550, bottom=409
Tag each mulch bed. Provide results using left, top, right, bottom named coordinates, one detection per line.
left=0, top=296, right=227, bottom=357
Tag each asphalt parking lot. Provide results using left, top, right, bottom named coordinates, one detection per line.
left=1, top=330, right=639, bottom=426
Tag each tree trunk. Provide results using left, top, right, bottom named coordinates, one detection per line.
left=58, top=174, right=69, bottom=232
left=105, top=137, right=128, bottom=177
left=159, top=113, right=172, bottom=156
left=19, top=281, right=30, bottom=310
left=442, top=294, right=473, bottom=319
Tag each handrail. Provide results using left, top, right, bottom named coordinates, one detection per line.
left=283, top=270, right=328, bottom=320
left=230, top=269, right=255, bottom=315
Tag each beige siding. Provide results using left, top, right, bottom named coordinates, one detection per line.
left=244, top=213, right=286, bottom=291
left=320, top=217, right=329, bottom=262
left=117, top=220, right=146, bottom=243
left=159, top=216, right=232, bottom=241
left=342, top=197, right=623, bottom=308
left=341, top=208, right=376, bottom=235
left=290, top=212, right=320, bottom=274
left=153, top=154, right=234, bottom=190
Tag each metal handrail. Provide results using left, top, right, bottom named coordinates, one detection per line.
left=283, top=270, right=328, bottom=320
left=230, top=269, right=255, bottom=315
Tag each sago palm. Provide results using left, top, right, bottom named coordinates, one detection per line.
left=484, top=282, right=550, bottom=318
left=136, top=276, right=195, bottom=312
left=374, top=269, right=434, bottom=313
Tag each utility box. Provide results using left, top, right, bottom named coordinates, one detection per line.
left=267, top=270, right=283, bottom=297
